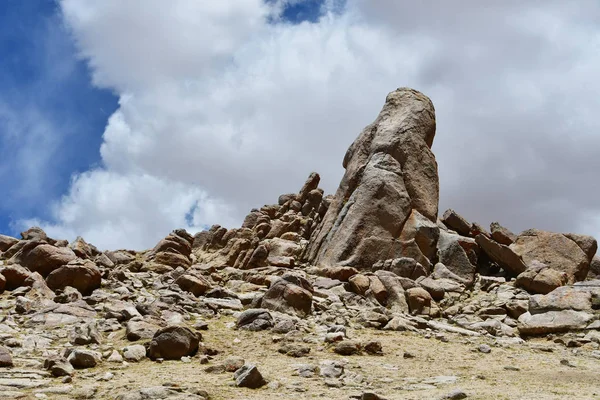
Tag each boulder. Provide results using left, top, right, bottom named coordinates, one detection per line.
left=0, top=265, right=32, bottom=290
left=10, top=243, right=76, bottom=276
left=306, top=88, right=438, bottom=270
left=234, top=364, right=267, bottom=388
left=398, top=209, right=440, bottom=268
left=490, top=222, right=516, bottom=245
left=517, top=310, right=593, bottom=335
left=126, top=319, right=161, bottom=341
left=515, top=262, right=568, bottom=294
left=588, top=255, right=600, bottom=280
left=123, top=345, right=147, bottom=362
left=46, top=260, right=101, bottom=295
left=0, top=273, right=4, bottom=293
left=175, top=274, right=211, bottom=297
left=510, top=229, right=590, bottom=283
left=528, top=286, right=592, bottom=313
left=406, top=287, right=433, bottom=315
left=67, top=349, right=102, bottom=369
left=0, top=234, right=18, bottom=252
left=21, top=227, right=51, bottom=242
left=476, top=234, right=527, bottom=276
left=147, top=229, right=193, bottom=269
left=373, top=271, right=409, bottom=313
left=0, top=346, right=13, bottom=367
left=146, top=326, right=200, bottom=360
left=261, top=274, right=312, bottom=317
left=437, top=231, right=478, bottom=286
left=373, top=257, right=427, bottom=280
left=441, top=209, right=471, bottom=237
left=236, top=309, right=273, bottom=331
left=69, top=236, right=95, bottom=259
left=563, top=233, right=598, bottom=262
left=348, top=274, right=370, bottom=295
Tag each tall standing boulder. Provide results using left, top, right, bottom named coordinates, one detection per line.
left=306, top=88, right=439, bottom=269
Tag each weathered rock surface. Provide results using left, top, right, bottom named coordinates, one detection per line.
left=9, top=243, right=76, bottom=276
left=147, top=326, right=200, bottom=360
left=236, top=309, right=273, bottom=331
left=518, top=310, right=593, bottom=335
left=261, top=274, right=313, bottom=316
left=476, top=234, right=527, bottom=276
left=46, top=260, right=101, bottom=295
left=306, top=88, right=438, bottom=269
left=0, top=346, right=13, bottom=367
left=234, top=364, right=266, bottom=388
left=510, top=229, right=592, bottom=283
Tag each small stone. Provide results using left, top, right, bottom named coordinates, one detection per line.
left=504, top=366, right=520, bottom=371
left=199, top=355, right=209, bottom=364
left=440, top=389, right=467, bottom=400
left=98, top=372, right=114, bottom=381
left=320, top=360, right=344, bottom=378
left=334, top=341, right=361, bottom=356
left=45, top=357, right=74, bottom=377
left=107, top=350, right=124, bottom=363
left=478, top=344, right=491, bottom=354
left=122, top=345, right=146, bottom=362
left=234, top=364, right=267, bottom=388
left=67, top=349, right=102, bottom=369
left=181, top=356, right=191, bottom=363
left=560, top=359, right=575, bottom=367
left=0, top=346, right=13, bottom=367
left=403, top=351, right=415, bottom=359
left=360, top=393, right=388, bottom=400
left=294, top=364, right=318, bottom=378
left=194, top=321, right=209, bottom=330
left=224, top=356, right=245, bottom=372
left=363, top=341, right=383, bottom=355
left=278, top=343, right=310, bottom=358
left=325, top=332, right=344, bottom=343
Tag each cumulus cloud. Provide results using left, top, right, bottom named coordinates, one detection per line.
left=31, top=0, right=600, bottom=249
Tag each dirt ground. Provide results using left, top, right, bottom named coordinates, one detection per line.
left=12, top=314, right=600, bottom=400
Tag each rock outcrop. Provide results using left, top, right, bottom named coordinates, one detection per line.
left=306, top=88, right=439, bottom=270
left=0, top=87, right=598, bottom=399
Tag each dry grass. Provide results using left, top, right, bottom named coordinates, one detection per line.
left=25, top=315, right=600, bottom=400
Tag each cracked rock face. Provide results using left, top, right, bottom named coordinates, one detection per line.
left=306, top=88, right=439, bottom=270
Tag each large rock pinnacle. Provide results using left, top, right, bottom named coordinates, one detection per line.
left=305, top=88, right=439, bottom=269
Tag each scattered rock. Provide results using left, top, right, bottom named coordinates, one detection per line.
left=123, top=345, right=146, bottom=362
left=234, top=364, right=267, bottom=388
left=477, top=344, right=491, bottom=354
left=236, top=308, right=273, bottom=331
left=0, top=346, right=13, bottom=367
left=67, top=349, right=102, bottom=369
left=147, top=326, right=200, bottom=360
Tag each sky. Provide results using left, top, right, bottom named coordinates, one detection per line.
left=1, top=0, right=600, bottom=251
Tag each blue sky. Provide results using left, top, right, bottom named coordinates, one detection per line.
left=0, top=0, right=118, bottom=235
left=0, top=0, right=324, bottom=240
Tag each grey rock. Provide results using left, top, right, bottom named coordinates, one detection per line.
left=122, top=345, right=146, bottom=362
left=319, top=360, right=344, bottom=378
left=147, top=326, right=200, bottom=360
left=67, top=349, right=101, bottom=369
left=518, top=310, right=594, bottom=335
left=0, top=346, right=13, bottom=367
left=234, top=364, right=267, bottom=389
left=236, top=308, right=273, bottom=331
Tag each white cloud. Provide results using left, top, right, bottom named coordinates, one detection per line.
left=31, top=0, right=600, bottom=250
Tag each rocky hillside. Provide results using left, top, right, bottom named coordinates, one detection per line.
left=1, top=88, right=599, bottom=400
